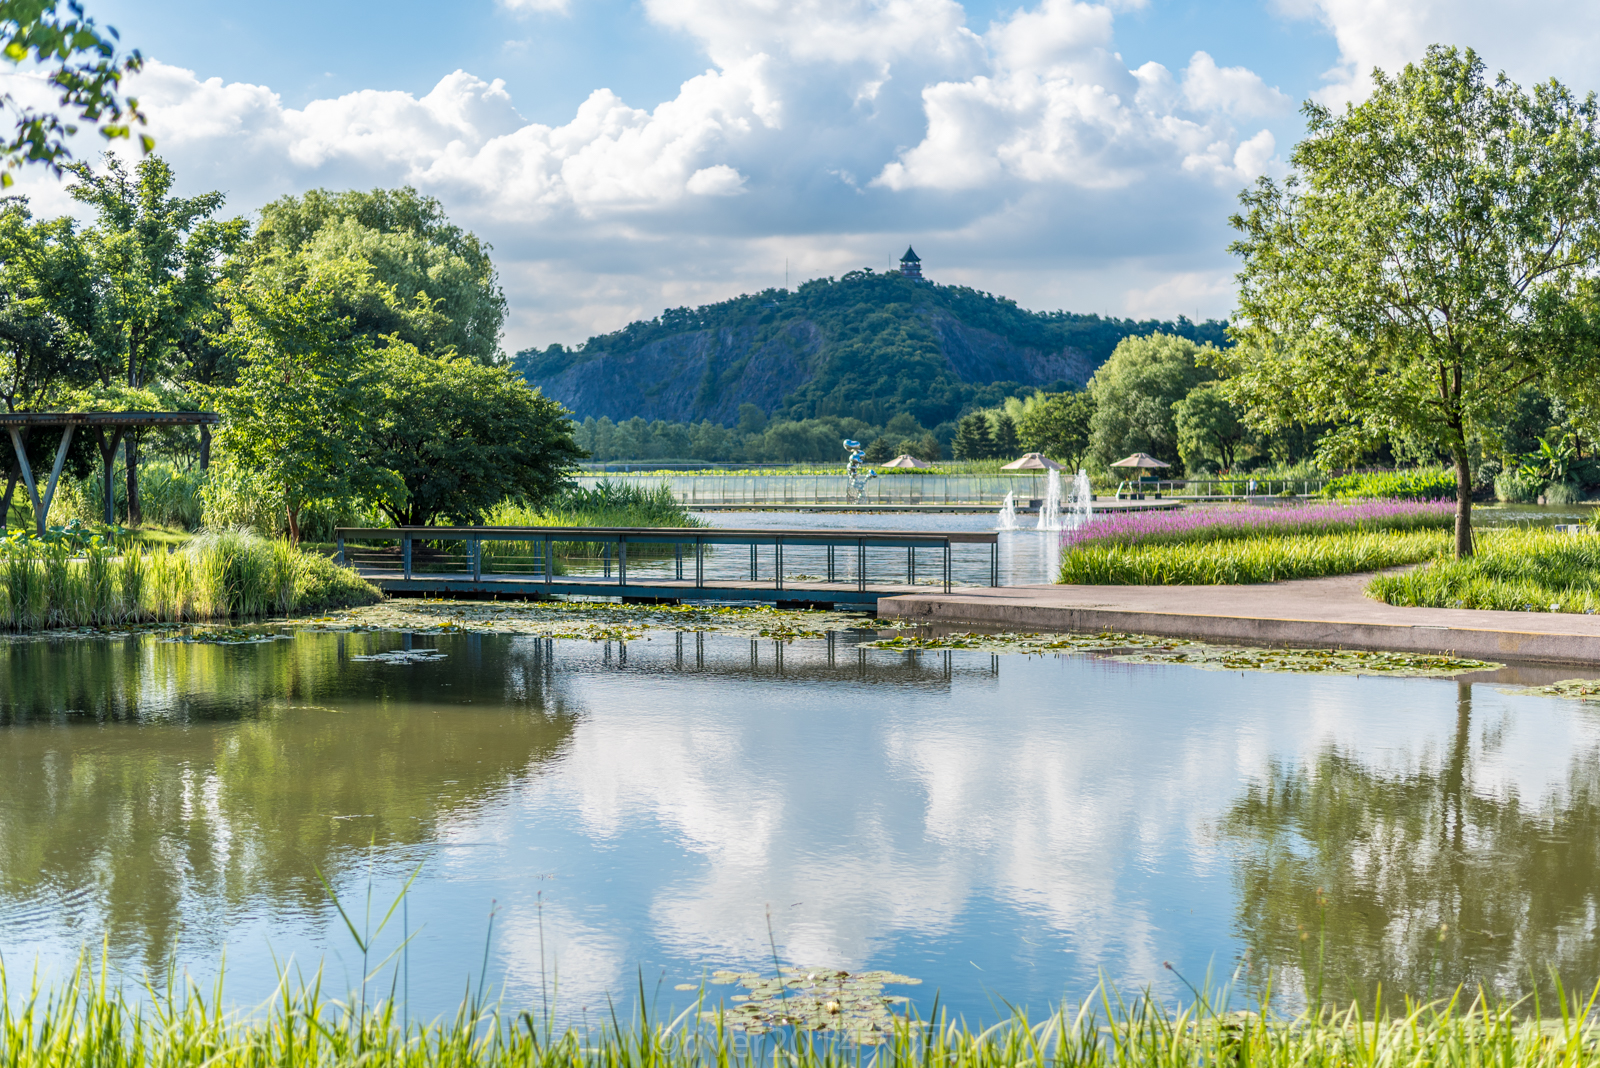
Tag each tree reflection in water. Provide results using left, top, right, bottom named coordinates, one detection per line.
left=0, top=632, right=577, bottom=974
left=1216, top=682, right=1600, bottom=1008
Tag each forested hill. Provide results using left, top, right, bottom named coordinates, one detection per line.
left=512, top=270, right=1228, bottom=429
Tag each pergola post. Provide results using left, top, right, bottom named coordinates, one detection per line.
left=8, top=425, right=75, bottom=535
left=92, top=426, right=126, bottom=525
left=0, top=412, right=219, bottom=530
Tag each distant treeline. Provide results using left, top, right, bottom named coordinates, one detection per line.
left=575, top=407, right=942, bottom=464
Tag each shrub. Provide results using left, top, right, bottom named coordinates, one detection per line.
left=1060, top=528, right=1448, bottom=585
left=1064, top=499, right=1454, bottom=552
left=1368, top=527, right=1600, bottom=612
left=1318, top=468, right=1456, bottom=500
left=0, top=529, right=378, bottom=630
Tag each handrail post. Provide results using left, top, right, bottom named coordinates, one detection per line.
left=945, top=538, right=951, bottom=593
left=775, top=535, right=783, bottom=591
left=471, top=536, right=480, bottom=581
left=403, top=532, right=412, bottom=580
left=618, top=536, right=627, bottom=587
left=337, top=532, right=345, bottom=567
left=695, top=535, right=703, bottom=588
left=991, top=541, right=998, bottom=586
left=857, top=538, right=866, bottom=593
left=544, top=534, right=553, bottom=589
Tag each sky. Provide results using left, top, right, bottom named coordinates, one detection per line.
left=5, top=0, right=1599, bottom=355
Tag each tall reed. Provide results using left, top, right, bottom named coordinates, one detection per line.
left=0, top=530, right=378, bottom=631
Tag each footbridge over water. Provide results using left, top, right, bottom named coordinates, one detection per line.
left=338, top=525, right=1002, bottom=608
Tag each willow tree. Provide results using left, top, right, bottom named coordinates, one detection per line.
left=1219, top=46, right=1600, bottom=557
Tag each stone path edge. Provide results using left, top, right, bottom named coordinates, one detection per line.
left=877, top=581, right=1600, bottom=665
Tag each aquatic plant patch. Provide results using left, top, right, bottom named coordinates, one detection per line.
left=689, top=967, right=921, bottom=1044
left=1108, top=645, right=1493, bottom=676
left=1060, top=529, right=1448, bottom=585
left=863, top=630, right=1496, bottom=677
left=1367, top=528, right=1600, bottom=613
left=350, top=648, right=449, bottom=663
left=1063, top=499, right=1454, bottom=552
left=162, top=626, right=289, bottom=645
left=1511, top=678, right=1600, bottom=701
left=862, top=629, right=1178, bottom=652
left=286, top=598, right=874, bottom=640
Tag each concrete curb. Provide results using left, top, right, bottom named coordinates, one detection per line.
left=877, top=592, right=1600, bottom=665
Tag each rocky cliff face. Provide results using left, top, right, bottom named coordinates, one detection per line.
left=928, top=312, right=1093, bottom=387
left=527, top=311, right=1088, bottom=424
left=527, top=320, right=822, bottom=425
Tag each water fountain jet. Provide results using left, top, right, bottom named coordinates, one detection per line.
left=997, top=491, right=1018, bottom=530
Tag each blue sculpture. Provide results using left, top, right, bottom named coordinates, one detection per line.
left=843, top=439, right=877, bottom=503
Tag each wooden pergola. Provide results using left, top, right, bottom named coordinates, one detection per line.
left=1, top=411, right=220, bottom=534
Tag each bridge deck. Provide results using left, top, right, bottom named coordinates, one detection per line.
left=338, top=525, right=1003, bottom=607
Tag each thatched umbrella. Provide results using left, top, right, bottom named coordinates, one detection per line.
left=1000, top=452, right=1063, bottom=471
left=881, top=454, right=930, bottom=468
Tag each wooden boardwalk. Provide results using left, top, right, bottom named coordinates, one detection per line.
left=339, top=525, right=1001, bottom=607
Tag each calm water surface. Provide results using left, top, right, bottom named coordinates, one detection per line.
left=3, top=627, right=1600, bottom=1020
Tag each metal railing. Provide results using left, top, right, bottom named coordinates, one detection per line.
left=336, top=525, right=1002, bottom=600
left=575, top=472, right=1332, bottom=507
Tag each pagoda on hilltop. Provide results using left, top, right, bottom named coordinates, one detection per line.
left=899, top=246, right=923, bottom=279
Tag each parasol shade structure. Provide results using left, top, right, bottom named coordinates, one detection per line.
left=1108, top=452, right=1170, bottom=469
left=881, top=454, right=930, bottom=468
left=1000, top=452, right=1063, bottom=471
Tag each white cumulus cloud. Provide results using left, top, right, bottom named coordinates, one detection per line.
left=0, top=0, right=1306, bottom=350
left=1284, top=0, right=1600, bottom=105
left=1180, top=52, right=1291, bottom=118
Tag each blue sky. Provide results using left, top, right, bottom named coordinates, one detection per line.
left=14, top=0, right=1599, bottom=353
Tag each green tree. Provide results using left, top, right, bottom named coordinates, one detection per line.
left=1018, top=391, right=1095, bottom=470
left=1221, top=46, right=1600, bottom=558
left=991, top=412, right=1019, bottom=458
left=1173, top=382, right=1250, bottom=472
left=247, top=187, right=506, bottom=364
left=208, top=266, right=401, bottom=543
left=0, top=201, right=92, bottom=413
left=0, top=0, right=149, bottom=185
left=68, top=154, right=246, bottom=522
left=1087, top=333, right=1215, bottom=468
left=863, top=435, right=895, bottom=463
left=358, top=351, right=583, bottom=526
left=901, top=432, right=942, bottom=462
left=952, top=412, right=993, bottom=460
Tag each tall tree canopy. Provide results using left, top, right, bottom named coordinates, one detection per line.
left=0, top=0, right=148, bottom=184
left=68, top=154, right=246, bottom=389
left=246, top=187, right=507, bottom=364
left=360, top=352, right=583, bottom=526
left=66, top=153, right=245, bottom=522
left=0, top=198, right=91, bottom=412
left=1219, top=46, right=1600, bottom=557
left=1087, top=333, right=1216, bottom=470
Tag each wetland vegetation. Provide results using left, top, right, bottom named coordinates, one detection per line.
left=0, top=529, right=377, bottom=630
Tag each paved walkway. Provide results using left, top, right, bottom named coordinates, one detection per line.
left=878, top=573, right=1600, bottom=664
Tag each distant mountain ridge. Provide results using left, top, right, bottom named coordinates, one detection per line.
left=513, top=269, right=1227, bottom=428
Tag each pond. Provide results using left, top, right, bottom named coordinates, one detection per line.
left=5, top=618, right=1600, bottom=1025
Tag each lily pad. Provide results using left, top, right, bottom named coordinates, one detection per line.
left=349, top=649, right=447, bottom=664
left=693, top=966, right=921, bottom=1044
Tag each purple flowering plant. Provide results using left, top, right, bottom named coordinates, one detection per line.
left=1063, top=499, right=1456, bottom=551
